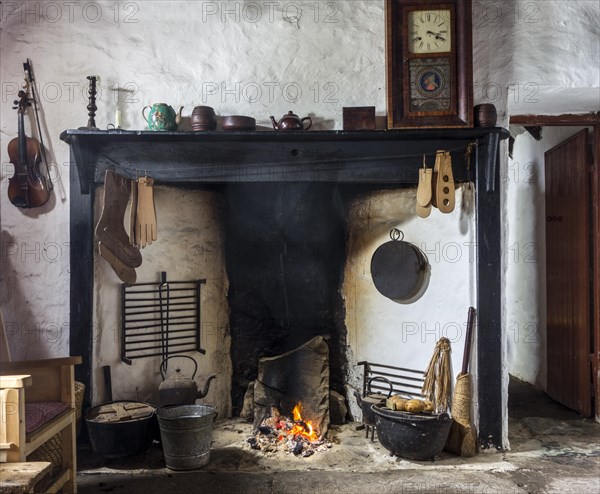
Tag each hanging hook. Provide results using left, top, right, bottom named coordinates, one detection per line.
left=390, top=228, right=404, bottom=242
left=465, top=142, right=478, bottom=189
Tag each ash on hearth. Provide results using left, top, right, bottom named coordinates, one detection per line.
left=246, top=404, right=332, bottom=457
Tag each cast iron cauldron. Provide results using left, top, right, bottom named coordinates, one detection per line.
left=370, top=229, right=429, bottom=303
left=372, top=405, right=452, bottom=460
left=85, top=401, right=157, bottom=458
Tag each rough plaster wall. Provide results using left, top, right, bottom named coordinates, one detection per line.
left=472, top=0, right=600, bottom=121
left=0, top=0, right=386, bottom=361
left=0, top=0, right=598, bottom=445
left=343, top=187, right=477, bottom=422
left=93, top=185, right=231, bottom=415
left=506, top=126, right=592, bottom=391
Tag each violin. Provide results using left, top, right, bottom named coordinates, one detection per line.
left=7, top=81, right=51, bottom=209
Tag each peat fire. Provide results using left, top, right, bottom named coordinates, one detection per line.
left=247, top=403, right=332, bottom=457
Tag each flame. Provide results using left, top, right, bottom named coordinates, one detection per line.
left=288, top=402, right=319, bottom=443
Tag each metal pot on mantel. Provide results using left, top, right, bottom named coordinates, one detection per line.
left=158, top=355, right=217, bottom=407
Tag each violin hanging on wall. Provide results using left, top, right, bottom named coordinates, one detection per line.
left=7, top=74, right=51, bottom=209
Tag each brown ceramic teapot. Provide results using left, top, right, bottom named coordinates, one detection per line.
left=270, top=111, right=312, bottom=131
left=158, top=355, right=217, bottom=407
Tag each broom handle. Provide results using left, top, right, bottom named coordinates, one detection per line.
left=461, top=307, right=476, bottom=375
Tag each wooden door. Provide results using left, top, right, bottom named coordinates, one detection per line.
left=545, top=129, right=593, bottom=417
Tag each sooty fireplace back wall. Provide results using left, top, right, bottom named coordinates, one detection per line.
left=224, top=183, right=348, bottom=412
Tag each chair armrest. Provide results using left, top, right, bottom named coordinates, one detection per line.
left=0, top=357, right=82, bottom=374
left=0, top=375, right=32, bottom=389
left=0, top=357, right=81, bottom=403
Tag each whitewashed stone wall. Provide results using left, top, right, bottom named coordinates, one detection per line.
left=1, top=1, right=598, bottom=442
left=343, top=188, right=477, bottom=419
left=93, top=186, right=231, bottom=413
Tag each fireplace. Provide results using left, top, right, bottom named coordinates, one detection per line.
left=63, top=127, right=507, bottom=449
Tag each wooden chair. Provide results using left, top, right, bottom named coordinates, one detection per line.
left=1, top=357, right=82, bottom=493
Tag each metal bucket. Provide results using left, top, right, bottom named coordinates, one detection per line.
left=157, top=404, right=216, bottom=470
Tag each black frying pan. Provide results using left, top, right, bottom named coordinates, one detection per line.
left=370, top=229, right=429, bottom=302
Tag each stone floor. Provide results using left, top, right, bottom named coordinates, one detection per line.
left=77, top=377, right=600, bottom=493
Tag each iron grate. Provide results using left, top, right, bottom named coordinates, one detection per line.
left=121, top=272, right=206, bottom=364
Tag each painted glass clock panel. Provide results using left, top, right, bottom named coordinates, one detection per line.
left=408, top=9, right=452, bottom=54
left=408, top=58, right=451, bottom=113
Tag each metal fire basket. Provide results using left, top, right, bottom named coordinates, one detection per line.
left=121, top=271, right=206, bottom=365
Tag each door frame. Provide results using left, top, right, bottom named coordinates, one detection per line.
left=510, top=113, right=600, bottom=420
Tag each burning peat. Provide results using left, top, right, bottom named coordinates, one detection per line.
left=246, top=403, right=332, bottom=457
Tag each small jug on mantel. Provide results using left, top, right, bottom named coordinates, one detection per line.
left=158, top=355, right=217, bottom=407
left=270, top=111, right=312, bottom=131
left=142, top=103, right=183, bottom=131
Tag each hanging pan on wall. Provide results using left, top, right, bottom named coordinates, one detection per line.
left=370, top=229, right=430, bottom=304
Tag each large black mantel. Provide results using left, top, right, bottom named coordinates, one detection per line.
left=60, top=128, right=507, bottom=192
left=61, top=127, right=508, bottom=450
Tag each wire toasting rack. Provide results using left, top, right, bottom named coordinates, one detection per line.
left=121, top=272, right=206, bottom=365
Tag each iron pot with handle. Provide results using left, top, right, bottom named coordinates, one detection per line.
left=354, top=376, right=393, bottom=427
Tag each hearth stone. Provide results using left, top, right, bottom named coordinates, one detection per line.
left=253, top=336, right=330, bottom=436
left=329, top=390, right=348, bottom=424
left=240, top=381, right=255, bottom=420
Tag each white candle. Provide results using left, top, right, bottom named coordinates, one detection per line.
left=115, top=108, right=122, bottom=129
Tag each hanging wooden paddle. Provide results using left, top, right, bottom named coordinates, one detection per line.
left=135, top=176, right=158, bottom=248
left=416, top=154, right=433, bottom=218
left=435, top=150, right=455, bottom=214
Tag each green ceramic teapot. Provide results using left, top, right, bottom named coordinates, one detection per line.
left=142, top=103, right=183, bottom=131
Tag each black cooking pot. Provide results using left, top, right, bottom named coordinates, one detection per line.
left=370, top=229, right=429, bottom=303
left=372, top=405, right=451, bottom=460
left=85, top=401, right=157, bottom=458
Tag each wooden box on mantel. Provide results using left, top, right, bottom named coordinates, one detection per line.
left=343, top=107, right=376, bottom=130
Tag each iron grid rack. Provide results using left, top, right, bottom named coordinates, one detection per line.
left=121, top=272, right=206, bottom=365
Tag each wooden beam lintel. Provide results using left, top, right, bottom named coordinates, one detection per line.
left=510, top=112, right=600, bottom=126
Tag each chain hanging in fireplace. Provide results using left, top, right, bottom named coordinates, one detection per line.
left=121, top=271, right=206, bottom=365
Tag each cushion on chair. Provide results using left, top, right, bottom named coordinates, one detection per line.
left=25, top=402, right=69, bottom=434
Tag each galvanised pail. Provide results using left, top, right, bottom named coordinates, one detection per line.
left=157, top=404, right=216, bottom=470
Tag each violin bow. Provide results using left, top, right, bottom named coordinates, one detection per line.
left=23, top=59, right=53, bottom=191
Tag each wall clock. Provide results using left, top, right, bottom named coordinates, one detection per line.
left=386, top=0, right=473, bottom=129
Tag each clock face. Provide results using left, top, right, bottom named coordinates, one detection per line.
left=408, top=9, right=452, bottom=54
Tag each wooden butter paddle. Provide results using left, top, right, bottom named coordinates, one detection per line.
left=135, top=176, right=157, bottom=248
left=416, top=155, right=433, bottom=218
left=435, top=150, right=456, bottom=214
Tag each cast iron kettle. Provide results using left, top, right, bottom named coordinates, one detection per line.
left=370, top=229, right=429, bottom=302
left=158, top=355, right=217, bottom=407
left=354, top=376, right=393, bottom=426
left=270, top=111, right=312, bottom=130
